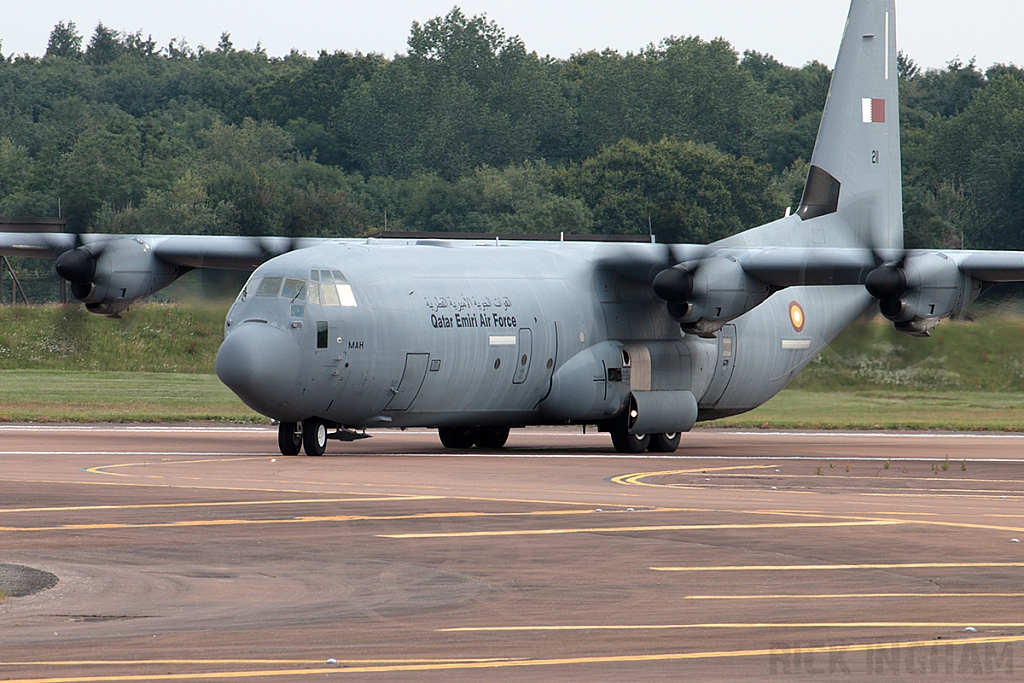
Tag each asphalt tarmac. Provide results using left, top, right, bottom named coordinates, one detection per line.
left=3, top=425, right=1024, bottom=681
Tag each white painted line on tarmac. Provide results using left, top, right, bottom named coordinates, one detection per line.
left=4, top=452, right=1024, bottom=464
left=3, top=425, right=1024, bottom=439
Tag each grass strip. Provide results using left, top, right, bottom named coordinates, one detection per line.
left=706, top=389, right=1024, bottom=431
left=0, top=370, right=263, bottom=423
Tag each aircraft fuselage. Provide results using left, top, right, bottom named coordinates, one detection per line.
left=215, top=239, right=872, bottom=432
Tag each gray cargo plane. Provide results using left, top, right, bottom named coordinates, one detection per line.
left=4, top=0, right=1024, bottom=456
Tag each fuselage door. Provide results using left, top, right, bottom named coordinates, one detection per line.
left=701, top=324, right=737, bottom=405
left=385, top=353, right=430, bottom=411
left=512, top=328, right=533, bottom=385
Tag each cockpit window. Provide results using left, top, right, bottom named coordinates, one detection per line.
left=309, top=270, right=320, bottom=282
left=246, top=273, right=355, bottom=307
left=282, top=278, right=306, bottom=301
left=255, top=276, right=283, bottom=297
left=321, top=281, right=341, bottom=306
left=336, top=283, right=357, bottom=306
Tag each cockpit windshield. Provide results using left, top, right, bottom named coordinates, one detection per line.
left=245, top=271, right=356, bottom=307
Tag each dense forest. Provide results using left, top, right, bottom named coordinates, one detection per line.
left=1, top=10, right=1023, bottom=252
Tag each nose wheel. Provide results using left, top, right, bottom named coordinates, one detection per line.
left=302, top=417, right=328, bottom=456
left=277, top=422, right=303, bottom=456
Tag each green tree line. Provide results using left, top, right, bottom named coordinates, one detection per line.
left=1, top=10, right=1023, bottom=249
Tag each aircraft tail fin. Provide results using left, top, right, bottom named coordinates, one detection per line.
left=799, top=0, right=902, bottom=251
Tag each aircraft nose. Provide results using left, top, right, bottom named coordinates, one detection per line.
left=216, top=323, right=301, bottom=412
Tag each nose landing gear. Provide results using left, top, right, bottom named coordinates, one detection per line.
left=277, top=422, right=303, bottom=456
left=276, top=419, right=371, bottom=456
left=302, top=417, right=329, bottom=457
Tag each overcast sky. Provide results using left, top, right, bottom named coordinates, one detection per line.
left=2, top=1, right=1021, bottom=71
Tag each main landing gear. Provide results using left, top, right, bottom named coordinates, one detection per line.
left=607, top=412, right=681, bottom=454
left=438, top=426, right=510, bottom=450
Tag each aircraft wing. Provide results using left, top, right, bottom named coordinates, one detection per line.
left=0, top=232, right=331, bottom=269
left=151, top=236, right=327, bottom=270
left=737, top=247, right=877, bottom=287
left=0, top=232, right=79, bottom=258
left=954, top=251, right=1024, bottom=282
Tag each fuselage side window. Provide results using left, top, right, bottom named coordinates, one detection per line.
left=316, top=321, right=328, bottom=349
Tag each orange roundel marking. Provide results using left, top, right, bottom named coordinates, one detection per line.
left=789, top=301, right=806, bottom=333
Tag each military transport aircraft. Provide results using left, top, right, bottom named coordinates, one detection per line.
left=4, top=0, right=1024, bottom=456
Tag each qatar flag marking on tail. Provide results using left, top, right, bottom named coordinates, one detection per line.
left=862, top=98, right=886, bottom=123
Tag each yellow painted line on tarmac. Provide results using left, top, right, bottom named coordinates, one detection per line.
left=0, top=497, right=440, bottom=514
left=611, top=465, right=777, bottom=487
left=719, top=509, right=1024, bottom=537
left=859, top=491, right=1024, bottom=499
left=651, top=562, right=1024, bottom=572
left=83, top=463, right=148, bottom=477
left=0, top=657, right=510, bottom=667
left=85, top=457, right=265, bottom=476
left=871, top=511, right=939, bottom=516
left=0, top=507, right=665, bottom=532
left=379, top=519, right=903, bottom=539
left=440, top=622, right=1024, bottom=632
left=683, top=592, right=1024, bottom=600
left=6, top=635, right=1024, bottom=681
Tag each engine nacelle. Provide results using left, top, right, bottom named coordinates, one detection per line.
left=653, top=256, right=771, bottom=337
left=625, top=390, right=699, bottom=435
left=865, top=253, right=982, bottom=337
left=55, top=237, right=186, bottom=317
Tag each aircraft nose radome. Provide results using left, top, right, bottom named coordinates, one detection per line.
left=216, top=323, right=301, bottom=412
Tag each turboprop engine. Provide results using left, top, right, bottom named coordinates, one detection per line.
left=864, top=252, right=983, bottom=337
left=652, top=256, right=772, bottom=337
left=55, top=237, right=186, bottom=317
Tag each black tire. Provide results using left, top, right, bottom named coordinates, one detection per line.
left=473, top=426, right=510, bottom=449
left=277, top=421, right=302, bottom=456
left=609, top=412, right=650, bottom=453
left=648, top=432, right=681, bottom=453
left=302, top=417, right=328, bottom=456
left=438, top=426, right=475, bottom=449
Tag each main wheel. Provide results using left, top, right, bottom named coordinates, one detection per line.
left=302, top=417, right=328, bottom=456
left=648, top=432, right=681, bottom=453
left=438, top=426, right=475, bottom=449
left=473, top=426, right=510, bottom=449
left=277, top=421, right=302, bottom=456
left=609, top=412, right=650, bottom=453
